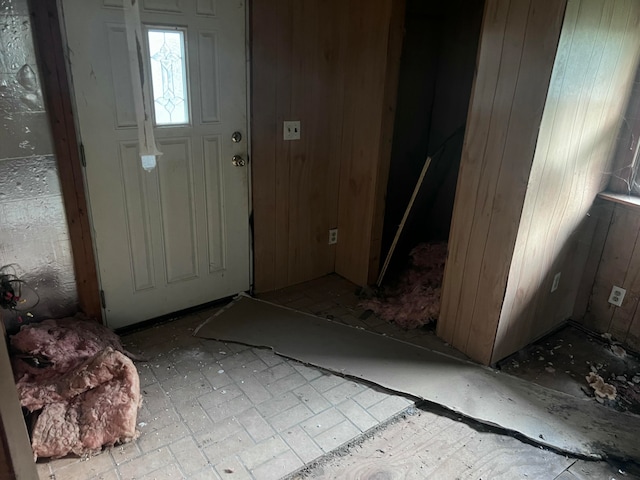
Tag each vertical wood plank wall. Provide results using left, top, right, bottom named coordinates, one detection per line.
left=493, top=0, right=640, bottom=362
left=335, top=0, right=405, bottom=286
left=251, top=0, right=402, bottom=291
left=585, top=200, right=640, bottom=352
left=251, top=0, right=342, bottom=292
left=437, top=0, right=567, bottom=364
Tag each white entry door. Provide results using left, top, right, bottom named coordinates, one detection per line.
left=62, top=0, right=250, bottom=329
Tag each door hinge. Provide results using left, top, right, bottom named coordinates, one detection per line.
left=80, top=143, right=86, bottom=167
left=100, top=290, right=106, bottom=309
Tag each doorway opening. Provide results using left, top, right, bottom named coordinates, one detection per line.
left=372, top=0, right=485, bottom=329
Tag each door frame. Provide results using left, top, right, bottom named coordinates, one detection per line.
left=28, top=0, right=255, bottom=323
left=29, top=0, right=102, bottom=320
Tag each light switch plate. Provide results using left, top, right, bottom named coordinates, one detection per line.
left=283, top=121, right=301, bottom=140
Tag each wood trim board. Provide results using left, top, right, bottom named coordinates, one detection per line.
left=0, top=320, right=39, bottom=479
left=377, top=157, right=432, bottom=286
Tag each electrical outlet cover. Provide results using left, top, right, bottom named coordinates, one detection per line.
left=328, top=228, right=338, bottom=245
left=608, top=286, right=626, bottom=307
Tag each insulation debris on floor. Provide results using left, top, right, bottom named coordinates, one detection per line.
left=498, top=324, right=640, bottom=415
left=361, top=242, right=447, bottom=329
left=9, top=317, right=142, bottom=459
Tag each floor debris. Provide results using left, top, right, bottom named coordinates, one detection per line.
left=612, top=345, right=627, bottom=358
left=196, top=295, right=640, bottom=461
left=586, top=372, right=617, bottom=400
left=361, top=243, right=447, bottom=329
left=499, top=324, right=640, bottom=415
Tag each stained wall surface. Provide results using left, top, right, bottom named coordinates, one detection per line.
left=0, top=0, right=78, bottom=329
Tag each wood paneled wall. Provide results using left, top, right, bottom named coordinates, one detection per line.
left=251, top=0, right=344, bottom=292
left=335, top=0, right=405, bottom=286
left=251, top=0, right=403, bottom=291
left=437, top=0, right=567, bottom=365
left=584, top=198, right=640, bottom=351
left=439, top=0, right=640, bottom=364
left=493, top=0, right=640, bottom=362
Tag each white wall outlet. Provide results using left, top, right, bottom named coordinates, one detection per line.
left=328, top=228, right=338, bottom=245
left=283, top=121, right=301, bottom=140
left=608, top=285, right=626, bottom=307
left=551, top=272, right=561, bottom=293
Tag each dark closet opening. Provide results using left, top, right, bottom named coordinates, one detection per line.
left=380, top=0, right=485, bottom=281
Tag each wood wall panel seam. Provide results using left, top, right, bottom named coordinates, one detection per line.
left=573, top=201, right=615, bottom=320
left=495, top=0, right=594, bottom=358
left=454, top=0, right=532, bottom=361
left=274, top=0, right=293, bottom=290
left=367, top=0, right=406, bottom=285
left=609, top=227, right=640, bottom=338
left=335, top=0, right=396, bottom=286
left=250, top=0, right=280, bottom=291
left=438, top=0, right=510, bottom=346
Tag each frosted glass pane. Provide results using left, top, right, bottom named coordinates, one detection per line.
left=147, top=29, right=189, bottom=125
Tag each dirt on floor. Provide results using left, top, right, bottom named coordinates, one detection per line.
left=289, top=400, right=640, bottom=480
left=498, top=323, right=640, bottom=415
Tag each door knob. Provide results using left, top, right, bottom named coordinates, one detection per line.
left=232, top=155, right=246, bottom=167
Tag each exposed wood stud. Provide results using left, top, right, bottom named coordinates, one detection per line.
left=28, top=0, right=102, bottom=321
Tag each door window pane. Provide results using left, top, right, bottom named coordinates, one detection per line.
left=147, top=29, right=189, bottom=125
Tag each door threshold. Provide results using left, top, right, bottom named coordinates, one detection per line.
left=115, top=293, right=240, bottom=336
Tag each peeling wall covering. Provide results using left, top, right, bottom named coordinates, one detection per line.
left=0, top=0, right=78, bottom=330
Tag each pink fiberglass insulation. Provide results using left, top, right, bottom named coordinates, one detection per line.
left=362, top=243, right=447, bottom=329
left=29, top=348, right=140, bottom=459
left=10, top=318, right=141, bottom=459
left=11, top=316, right=135, bottom=380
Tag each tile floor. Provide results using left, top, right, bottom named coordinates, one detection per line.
left=36, top=274, right=429, bottom=480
